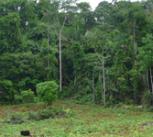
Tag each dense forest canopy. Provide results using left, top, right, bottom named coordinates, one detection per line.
left=0, top=0, right=153, bottom=105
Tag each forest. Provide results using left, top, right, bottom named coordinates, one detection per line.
left=0, top=0, right=153, bottom=136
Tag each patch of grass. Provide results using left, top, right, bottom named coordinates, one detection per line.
left=0, top=100, right=153, bottom=137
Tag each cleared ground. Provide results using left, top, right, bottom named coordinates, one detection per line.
left=0, top=100, right=153, bottom=137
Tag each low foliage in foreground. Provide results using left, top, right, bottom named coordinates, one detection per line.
left=0, top=101, right=153, bottom=137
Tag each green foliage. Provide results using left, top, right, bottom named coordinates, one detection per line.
left=36, top=81, right=58, bottom=104
left=0, top=0, right=153, bottom=105
left=0, top=12, right=22, bottom=53
left=142, top=91, right=153, bottom=109
left=21, top=89, right=35, bottom=103
left=14, top=94, right=22, bottom=104
left=0, top=80, right=14, bottom=103
left=139, top=34, right=153, bottom=71
left=75, top=94, right=93, bottom=104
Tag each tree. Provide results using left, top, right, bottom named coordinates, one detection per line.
left=0, top=13, right=22, bottom=53
left=139, top=34, right=153, bottom=93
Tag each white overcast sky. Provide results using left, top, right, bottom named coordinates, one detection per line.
left=78, top=0, right=140, bottom=10
left=78, top=0, right=109, bottom=10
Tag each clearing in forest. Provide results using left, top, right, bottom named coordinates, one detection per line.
left=0, top=100, right=153, bottom=137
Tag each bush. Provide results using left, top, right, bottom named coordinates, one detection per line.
left=36, top=81, right=58, bottom=104
left=14, top=94, right=22, bottom=104
left=28, top=111, right=42, bottom=121
left=28, top=110, right=52, bottom=121
left=34, top=97, right=40, bottom=103
left=21, top=89, right=35, bottom=103
left=28, top=108, right=67, bottom=121
left=0, top=80, right=14, bottom=103
left=142, top=91, right=153, bottom=109
left=75, top=94, right=93, bottom=104
left=6, top=113, right=24, bottom=124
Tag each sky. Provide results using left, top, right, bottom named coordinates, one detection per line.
left=78, top=0, right=141, bottom=10
left=78, top=0, right=107, bottom=10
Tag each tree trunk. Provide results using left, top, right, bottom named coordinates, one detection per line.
left=59, top=32, right=62, bottom=92
left=58, top=16, right=67, bottom=92
left=133, top=20, right=137, bottom=56
left=47, top=34, right=50, bottom=80
left=92, top=71, right=96, bottom=103
left=146, top=70, right=150, bottom=90
left=102, top=57, right=106, bottom=106
left=150, top=68, right=153, bottom=93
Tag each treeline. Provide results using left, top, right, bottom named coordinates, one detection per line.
left=0, top=0, right=153, bottom=105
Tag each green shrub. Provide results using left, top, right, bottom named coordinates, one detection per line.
left=6, top=113, right=24, bottom=124
left=28, top=108, right=66, bottom=121
left=21, top=89, right=35, bottom=103
left=142, top=91, right=153, bottom=109
left=0, top=80, right=14, bottom=103
left=36, top=81, right=58, bottom=104
left=60, top=86, right=73, bottom=98
left=75, top=94, right=93, bottom=104
left=28, top=110, right=52, bottom=121
left=28, top=111, right=42, bottom=121
left=34, top=97, right=40, bottom=103
left=14, top=94, right=22, bottom=104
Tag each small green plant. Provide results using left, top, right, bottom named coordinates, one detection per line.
left=21, top=89, right=35, bottom=103
left=36, top=81, right=58, bottom=104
